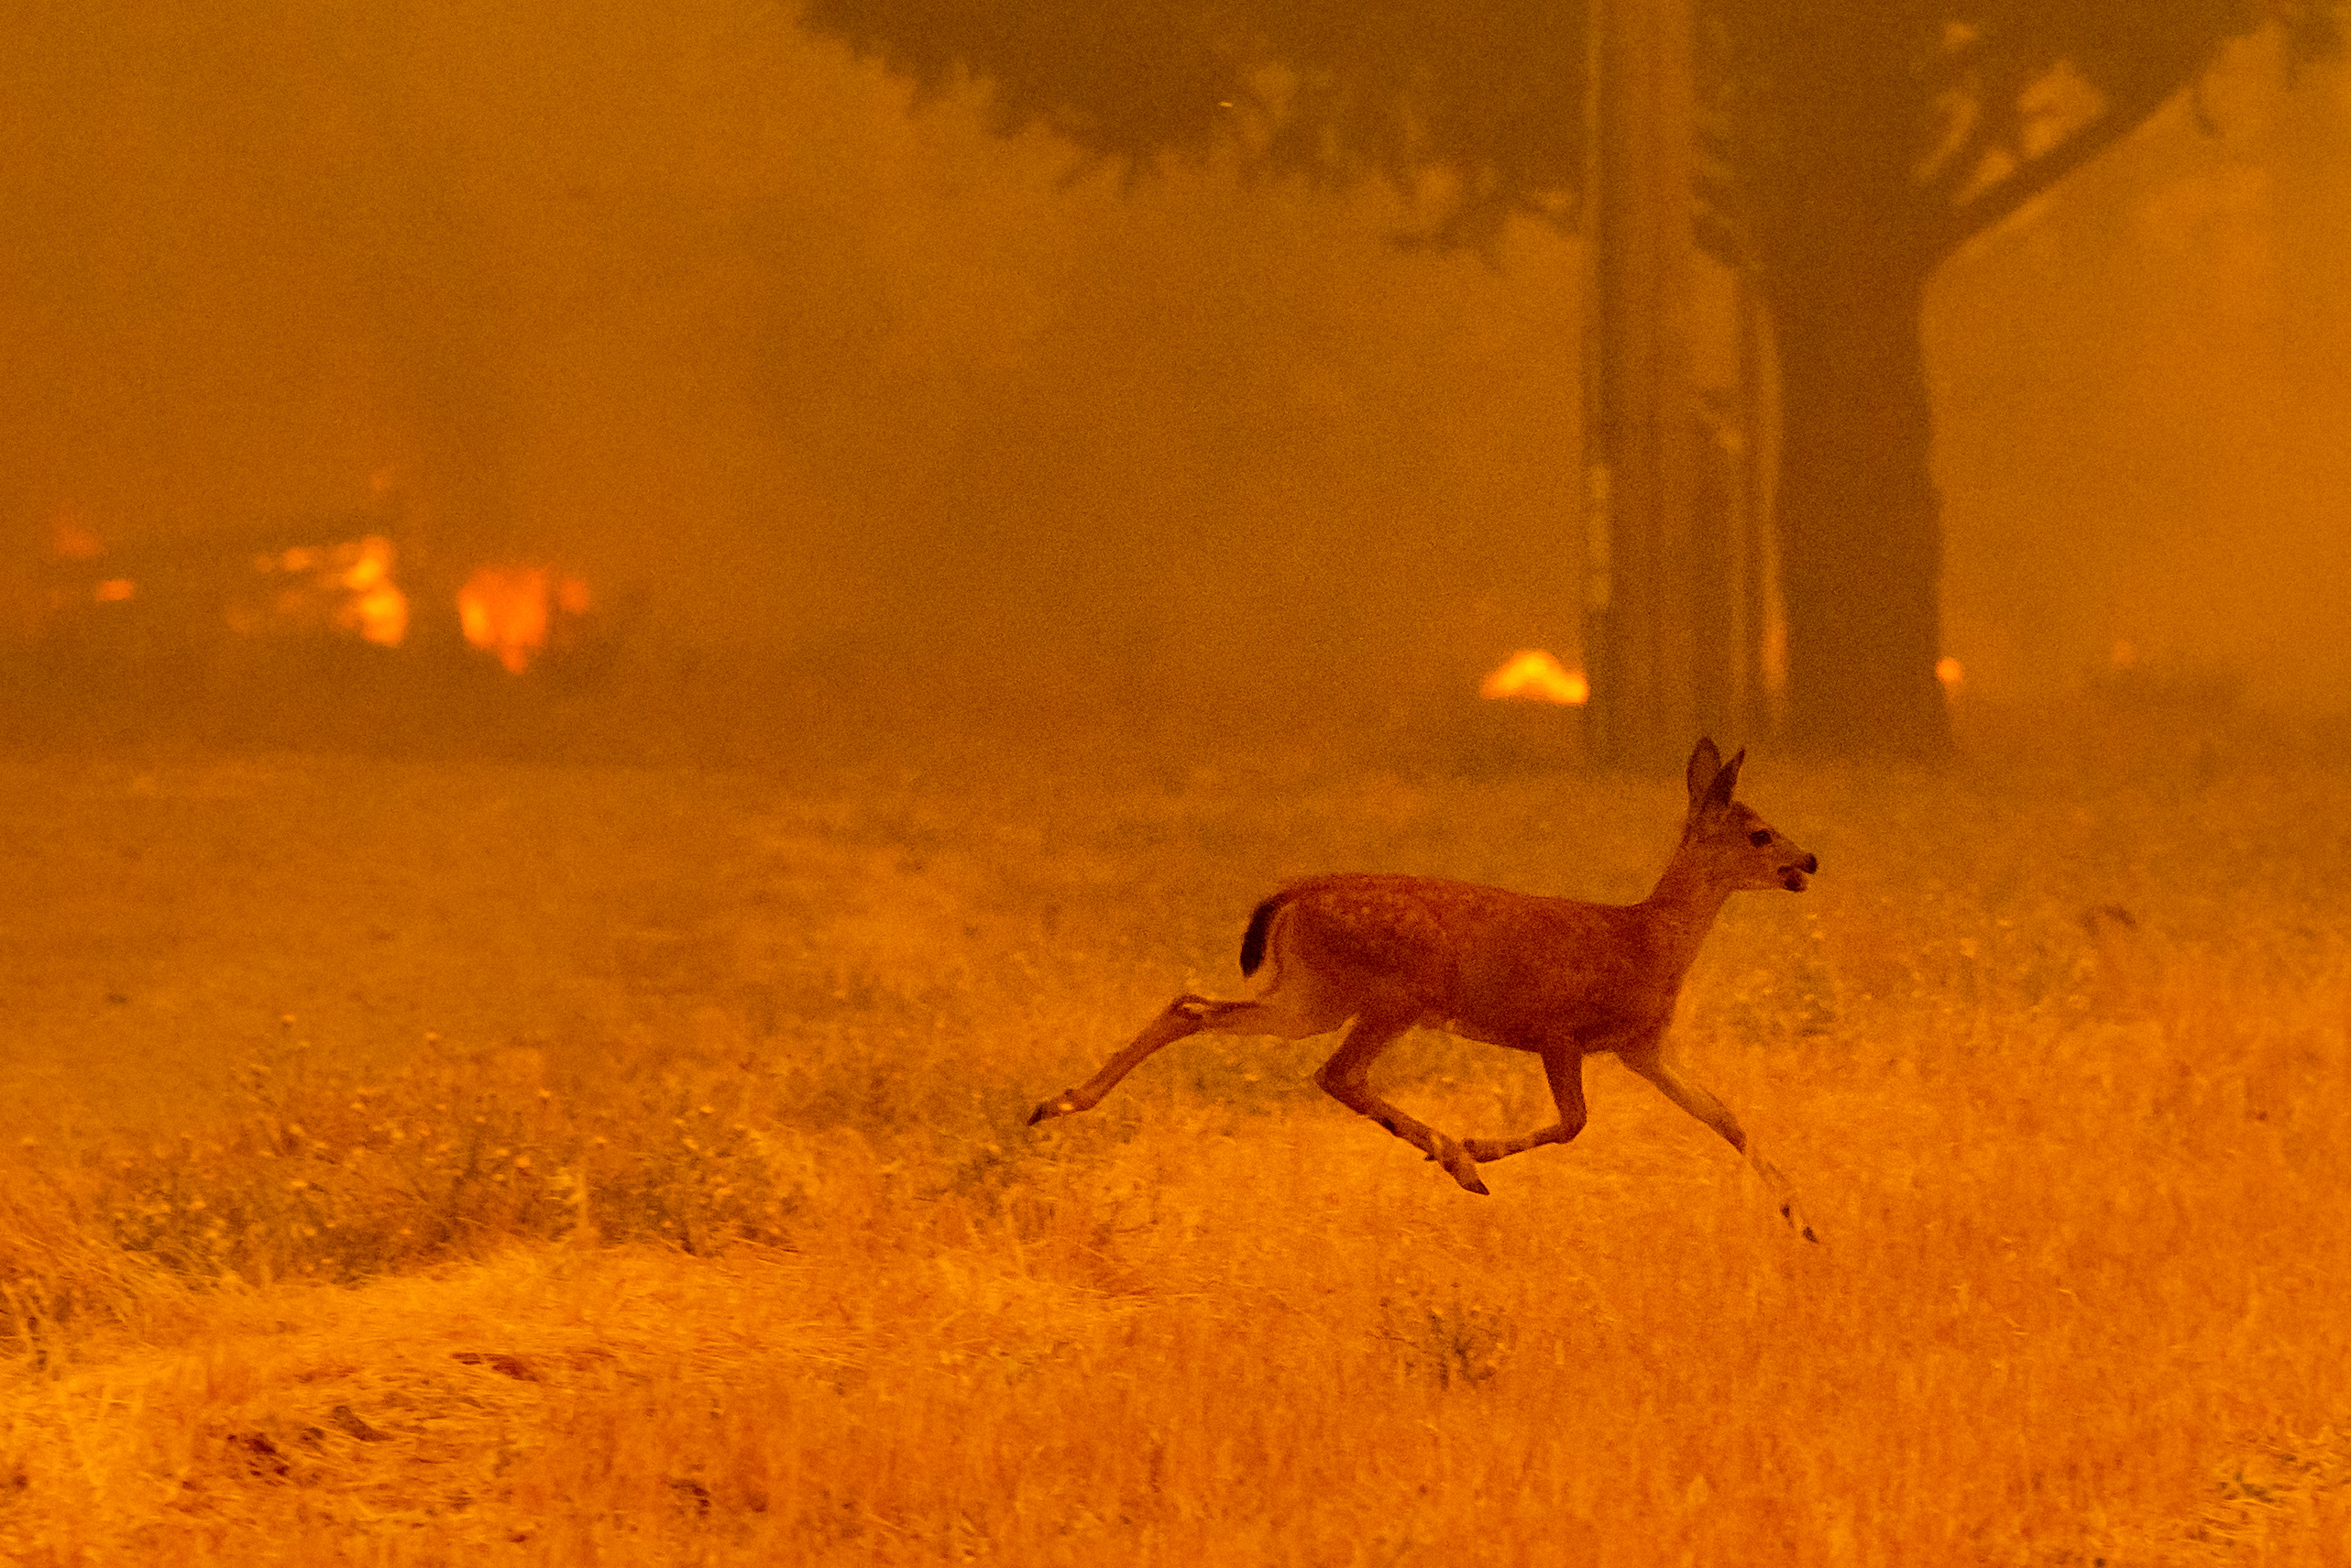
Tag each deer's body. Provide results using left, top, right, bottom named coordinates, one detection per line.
left=1240, top=874, right=1709, bottom=1056
left=1029, top=740, right=1820, bottom=1240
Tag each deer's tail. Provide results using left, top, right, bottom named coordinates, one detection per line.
left=1237, top=891, right=1291, bottom=979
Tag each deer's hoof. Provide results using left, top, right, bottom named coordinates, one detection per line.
left=1435, top=1141, right=1489, bottom=1195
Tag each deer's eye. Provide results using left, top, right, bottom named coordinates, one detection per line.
left=1749, top=829, right=1773, bottom=847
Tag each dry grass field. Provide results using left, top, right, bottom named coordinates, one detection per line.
left=0, top=709, right=2345, bottom=1564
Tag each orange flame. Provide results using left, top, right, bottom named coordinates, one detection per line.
left=1935, top=656, right=1964, bottom=692
left=94, top=578, right=137, bottom=603
left=236, top=533, right=409, bottom=646
left=456, top=566, right=592, bottom=673
left=458, top=566, right=549, bottom=674
left=337, top=537, right=408, bottom=646
left=1479, top=650, right=1589, bottom=706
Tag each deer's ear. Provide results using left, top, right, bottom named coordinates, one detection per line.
left=1686, top=739, right=1724, bottom=806
left=1703, top=748, right=1746, bottom=813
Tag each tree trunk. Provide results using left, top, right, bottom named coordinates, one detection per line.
left=1766, top=259, right=1950, bottom=759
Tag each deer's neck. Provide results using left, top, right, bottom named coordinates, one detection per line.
left=1636, top=845, right=1736, bottom=975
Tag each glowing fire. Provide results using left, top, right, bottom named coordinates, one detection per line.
left=458, top=566, right=589, bottom=674
left=337, top=536, right=408, bottom=647
left=1480, top=650, right=1589, bottom=706
left=1935, top=656, right=1964, bottom=692
left=240, top=533, right=409, bottom=647
left=94, top=578, right=137, bottom=603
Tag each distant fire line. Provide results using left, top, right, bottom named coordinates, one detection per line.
left=41, top=522, right=592, bottom=674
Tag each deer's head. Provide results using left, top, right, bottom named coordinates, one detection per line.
left=1685, top=738, right=1818, bottom=893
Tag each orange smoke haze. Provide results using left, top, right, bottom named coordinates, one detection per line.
left=0, top=6, right=2346, bottom=729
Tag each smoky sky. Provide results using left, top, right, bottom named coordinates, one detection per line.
left=3, top=5, right=2345, bottom=715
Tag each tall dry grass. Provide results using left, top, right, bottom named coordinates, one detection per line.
left=0, top=723, right=2345, bottom=1563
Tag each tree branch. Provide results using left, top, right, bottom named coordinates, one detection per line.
left=1926, top=67, right=2203, bottom=265
left=1918, top=47, right=2038, bottom=214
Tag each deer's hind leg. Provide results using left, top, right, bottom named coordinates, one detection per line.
left=1028, top=986, right=1346, bottom=1126
left=1313, top=1013, right=1490, bottom=1195
left=1460, top=1047, right=1589, bottom=1165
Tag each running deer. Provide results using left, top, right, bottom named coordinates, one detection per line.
left=1029, top=738, right=1820, bottom=1240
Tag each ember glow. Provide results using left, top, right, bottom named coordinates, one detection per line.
left=240, top=533, right=410, bottom=647
left=1936, top=656, right=1964, bottom=692
left=50, top=520, right=104, bottom=562
left=1478, top=649, right=1589, bottom=706
left=458, top=566, right=589, bottom=674
left=338, top=536, right=409, bottom=647
left=459, top=567, right=548, bottom=674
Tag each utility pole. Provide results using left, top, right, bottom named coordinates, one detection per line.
left=1582, top=0, right=1698, bottom=773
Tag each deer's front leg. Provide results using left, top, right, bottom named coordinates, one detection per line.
left=1618, top=1042, right=1818, bottom=1243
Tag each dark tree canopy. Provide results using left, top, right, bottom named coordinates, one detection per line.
left=799, top=0, right=2341, bottom=753
left=800, top=0, right=1595, bottom=240
left=1705, top=3, right=2339, bottom=274
left=804, top=0, right=2336, bottom=258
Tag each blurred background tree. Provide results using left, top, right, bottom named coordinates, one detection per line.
left=796, top=0, right=2343, bottom=757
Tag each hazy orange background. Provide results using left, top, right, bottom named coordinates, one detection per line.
left=3, top=7, right=2345, bottom=719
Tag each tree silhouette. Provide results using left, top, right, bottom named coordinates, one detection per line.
left=796, top=0, right=2341, bottom=754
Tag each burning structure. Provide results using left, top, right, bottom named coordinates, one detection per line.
left=22, top=518, right=609, bottom=707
